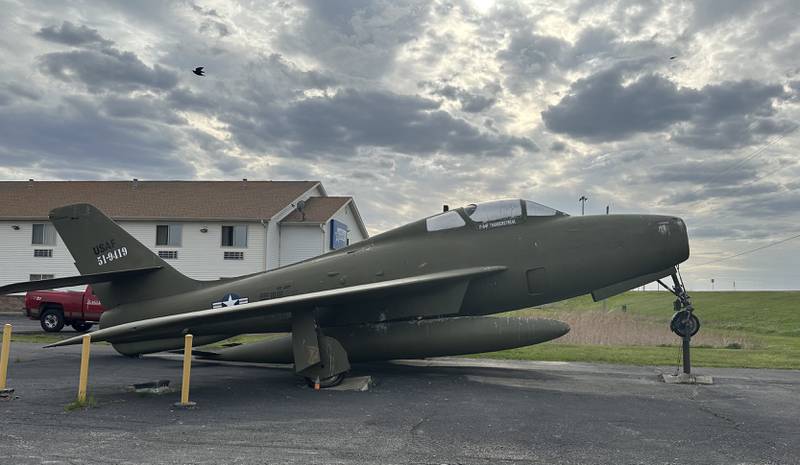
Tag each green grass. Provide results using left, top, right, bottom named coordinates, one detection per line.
left=64, top=396, right=97, bottom=411
left=478, top=341, right=800, bottom=369
left=488, top=291, right=800, bottom=369
left=531, top=291, right=800, bottom=337
left=6, top=333, right=67, bottom=344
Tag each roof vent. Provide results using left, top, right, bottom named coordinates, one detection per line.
left=132, top=178, right=139, bottom=189
left=242, top=178, right=248, bottom=182
left=27, top=178, right=34, bottom=188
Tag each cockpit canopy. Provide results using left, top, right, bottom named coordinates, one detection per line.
left=426, top=199, right=566, bottom=232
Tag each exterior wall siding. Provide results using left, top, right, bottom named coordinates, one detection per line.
left=268, top=184, right=324, bottom=270
left=0, top=220, right=266, bottom=289
left=0, top=184, right=370, bottom=290
left=278, top=225, right=324, bottom=267
left=323, top=203, right=366, bottom=253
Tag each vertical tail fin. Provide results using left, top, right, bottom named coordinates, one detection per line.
left=49, top=203, right=201, bottom=308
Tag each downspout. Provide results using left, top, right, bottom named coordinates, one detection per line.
left=260, top=219, right=268, bottom=271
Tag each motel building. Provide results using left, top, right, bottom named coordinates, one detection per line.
left=0, top=180, right=368, bottom=289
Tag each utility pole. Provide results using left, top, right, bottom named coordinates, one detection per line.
left=606, top=205, right=610, bottom=215
left=579, top=195, right=588, bottom=216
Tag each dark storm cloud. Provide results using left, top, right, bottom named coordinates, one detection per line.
left=280, top=0, right=431, bottom=78
left=542, top=67, right=789, bottom=149
left=418, top=80, right=499, bottom=113
left=542, top=69, right=695, bottom=140
left=101, top=96, right=187, bottom=125
left=225, top=89, right=536, bottom=158
left=38, top=47, right=179, bottom=93
left=36, top=21, right=113, bottom=48
left=0, top=96, right=193, bottom=177
left=689, top=0, right=759, bottom=31
left=496, top=24, right=668, bottom=93
left=646, top=159, right=760, bottom=187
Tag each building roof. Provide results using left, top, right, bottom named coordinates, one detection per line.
left=0, top=180, right=320, bottom=221
left=280, top=197, right=352, bottom=224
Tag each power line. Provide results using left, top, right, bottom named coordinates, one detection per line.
left=694, top=231, right=800, bottom=267
left=704, top=124, right=798, bottom=185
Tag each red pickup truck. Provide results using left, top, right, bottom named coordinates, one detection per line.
left=25, top=286, right=106, bottom=333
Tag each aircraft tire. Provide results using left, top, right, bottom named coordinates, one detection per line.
left=305, top=373, right=346, bottom=388
left=71, top=321, right=93, bottom=332
left=670, top=311, right=700, bottom=338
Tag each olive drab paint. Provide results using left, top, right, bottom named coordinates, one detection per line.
left=1, top=200, right=690, bottom=385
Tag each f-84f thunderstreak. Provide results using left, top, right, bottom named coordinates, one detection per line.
left=1, top=200, right=690, bottom=387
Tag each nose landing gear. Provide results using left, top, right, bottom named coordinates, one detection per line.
left=657, top=271, right=712, bottom=384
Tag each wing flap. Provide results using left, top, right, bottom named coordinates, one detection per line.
left=46, top=266, right=506, bottom=348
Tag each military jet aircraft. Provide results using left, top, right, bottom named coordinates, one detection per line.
left=0, top=200, right=690, bottom=387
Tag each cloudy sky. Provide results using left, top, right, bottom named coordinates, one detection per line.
left=1, top=0, right=799, bottom=290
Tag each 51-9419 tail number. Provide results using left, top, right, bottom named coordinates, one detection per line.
left=96, top=247, right=128, bottom=266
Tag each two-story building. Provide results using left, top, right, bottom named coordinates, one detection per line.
left=0, top=180, right=368, bottom=289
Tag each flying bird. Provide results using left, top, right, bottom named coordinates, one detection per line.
left=192, top=66, right=205, bottom=76
left=669, top=56, right=677, bottom=60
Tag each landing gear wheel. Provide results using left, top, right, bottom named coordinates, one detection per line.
left=71, top=321, right=93, bottom=332
left=670, top=310, right=700, bottom=338
left=40, top=309, right=64, bottom=332
left=305, top=373, right=346, bottom=389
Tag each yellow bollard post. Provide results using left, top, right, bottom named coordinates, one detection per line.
left=77, top=334, right=91, bottom=403
left=174, top=334, right=196, bottom=409
left=1, top=324, right=14, bottom=397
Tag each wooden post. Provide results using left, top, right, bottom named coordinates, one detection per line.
left=174, top=334, right=196, bottom=408
left=0, top=324, right=11, bottom=390
left=77, top=334, right=91, bottom=402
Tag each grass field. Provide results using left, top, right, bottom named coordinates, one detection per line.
left=484, top=291, right=800, bottom=369
left=5, top=291, right=799, bottom=369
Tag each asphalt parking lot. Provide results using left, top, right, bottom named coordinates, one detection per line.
left=1, top=342, right=798, bottom=465
left=1, top=313, right=48, bottom=334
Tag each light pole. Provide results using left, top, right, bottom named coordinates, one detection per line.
left=579, top=195, right=588, bottom=216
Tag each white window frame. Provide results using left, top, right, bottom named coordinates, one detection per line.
left=221, top=225, right=248, bottom=248
left=156, top=224, right=182, bottom=247
left=32, top=223, right=57, bottom=246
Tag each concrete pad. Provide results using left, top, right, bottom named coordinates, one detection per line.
left=325, top=375, right=373, bottom=391
left=661, top=373, right=714, bottom=385
left=126, top=379, right=172, bottom=395
left=172, top=401, right=197, bottom=409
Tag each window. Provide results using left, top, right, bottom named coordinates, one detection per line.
left=158, top=250, right=178, bottom=260
left=221, top=225, right=248, bottom=247
left=525, top=200, right=564, bottom=217
left=33, top=249, right=53, bottom=258
left=156, top=224, right=182, bottom=246
left=426, top=211, right=466, bottom=232
left=32, top=223, right=56, bottom=245
left=464, top=199, right=523, bottom=223
left=30, top=274, right=55, bottom=281
left=224, top=251, right=244, bottom=260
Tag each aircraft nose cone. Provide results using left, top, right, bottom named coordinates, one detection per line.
left=652, top=216, right=690, bottom=263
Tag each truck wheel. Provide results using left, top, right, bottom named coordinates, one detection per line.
left=40, top=308, right=65, bottom=332
left=72, top=321, right=93, bottom=332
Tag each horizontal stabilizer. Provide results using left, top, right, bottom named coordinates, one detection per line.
left=0, top=266, right=162, bottom=295
left=45, top=265, right=507, bottom=348
left=591, top=267, right=675, bottom=302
